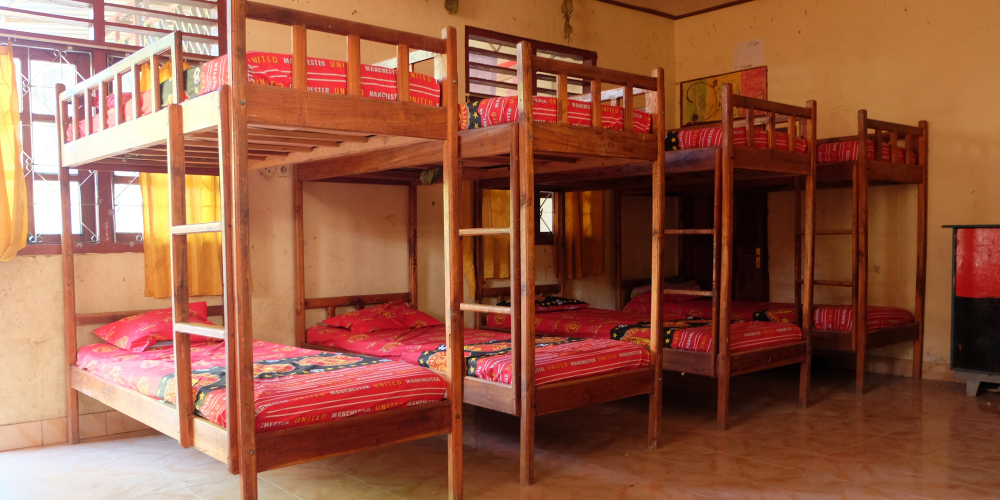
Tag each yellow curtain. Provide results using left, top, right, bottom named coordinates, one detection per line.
left=462, top=188, right=511, bottom=295
left=562, top=191, right=604, bottom=279
left=140, top=173, right=223, bottom=298
left=0, top=45, right=27, bottom=262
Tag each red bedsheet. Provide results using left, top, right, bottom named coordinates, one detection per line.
left=306, top=325, right=649, bottom=386
left=76, top=340, right=447, bottom=432
left=817, top=139, right=912, bottom=164
left=668, top=126, right=808, bottom=153
left=609, top=319, right=802, bottom=353
left=483, top=308, right=653, bottom=338
left=460, top=95, right=652, bottom=133
left=624, top=293, right=914, bottom=333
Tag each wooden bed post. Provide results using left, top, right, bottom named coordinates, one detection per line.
left=56, top=83, right=80, bottom=446
left=293, top=166, right=306, bottom=346
left=800, top=101, right=817, bottom=408
left=717, top=84, right=736, bottom=431
left=509, top=128, right=523, bottom=415
left=555, top=191, right=565, bottom=295
left=440, top=26, right=464, bottom=500
left=228, top=0, right=259, bottom=496
left=408, top=184, right=418, bottom=311
left=710, top=149, right=722, bottom=379
left=613, top=189, right=623, bottom=311
left=856, top=110, right=870, bottom=395
left=793, top=177, right=802, bottom=325
left=516, top=40, right=537, bottom=486
left=647, top=67, right=666, bottom=449
left=913, top=121, right=928, bottom=380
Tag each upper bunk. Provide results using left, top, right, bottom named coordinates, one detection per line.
left=56, top=2, right=456, bottom=175
left=295, top=41, right=665, bottom=189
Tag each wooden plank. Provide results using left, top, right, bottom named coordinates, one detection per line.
left=864, top=118, right=923, bottom=136
left=255, top=402, right=452, bottom=472
left=397, top=44, right=410, bottom=103
left=57, top=83, right=79, bottom=446
left=865, top=323, right=920, bottom=350
left=174, top=322, right=226, bottom=339
left=532, top=121, right=658, bottom=161
left=244, top=1, right=447, bottom=53
left=800, top=99, right=817, bottom=410
left=61, top=111, right=169, bottom=168
left=535, top=368, right=655, bottom=416
left=812, top=329, right=853, bottom=352
left=246, top=85, right=448, bottom=140
left=662, top=148, right=717, bottom=173
left=459, top=124, right=515, bottom=159
left=730, top=342, right=808, bottom=376
left=591, top=78, right=602, bottom=127
left=733, top=147, right=811, bottom=175
left=293, top=166, right=306, bottom=346
left=76, top=305, right=226, bottom=326
left=866, top=161, right=923, bottom=184
left=408, top=184, right=418, bottom=311
left=292, top=25, right=308, bottom=91
left=61, top=33, right=177, bottom=98
left=251, top=136, right=418, bottom=172
left=464, top=378, right=517, bottom=415
left=459, top=227, right=510, bottom=236
left=729, top=94, right=812, bottom=119
left=171, top=222, right=223, bottom=234
left=459, top=303, right=511, bottom=314
left=347, top=35, right=362, bottom=96
left=856, top=110, right=870, bottom=395
left=296, top=139, right=441, bottom=181
left=532, top=56, right=657, bottom=89
left=914, top=120, right=929, bottom=379
left=717, top=83, right=735, bottom=431
left=304, top=293, right=412, bottom=310
left=480, top=283, right=560, bottom=298
left=661, top=349, right=714, bottom=376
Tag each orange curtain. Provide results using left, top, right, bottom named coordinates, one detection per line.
left=0, top=45, right=27, bottom=262
left=562, top=191, right=604, bottom=278
left=140, top=173, right=223, bottom=298
left=462, top=188, right=510, bottom=295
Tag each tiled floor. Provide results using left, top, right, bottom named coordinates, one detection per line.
left=2, top=365, right=999, bottom=500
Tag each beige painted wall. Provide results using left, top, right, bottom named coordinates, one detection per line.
left=674, top=0, right=1000, bottom=373
left=0, top=0, right=675, bottom=426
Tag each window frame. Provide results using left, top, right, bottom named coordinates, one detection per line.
left=464, top=26, right=597, bottom=102
left=12, top=41, right=144, bottom=256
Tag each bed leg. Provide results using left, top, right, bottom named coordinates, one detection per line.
left=448, top=429, right=463, bottom=499
left=519, top=408, right=535, bottom=485
left=67, top=389, right=79, bottom=445
left=798, top=358, right=811, bottom=409
left=912, top=338, right=923, bottom=380
left=717, top=367, right=730, bottom=431
left=856, top=348, right=866, bottom=395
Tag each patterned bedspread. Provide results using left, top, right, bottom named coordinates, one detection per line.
left=609, top=319, right=802, bottom=353
left=306, top=325, right=649, bottom=386
left=76, top=341, right=447, bottom=432
left=483, top=308, right=657, bottom=338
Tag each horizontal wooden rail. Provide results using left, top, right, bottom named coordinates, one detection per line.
left=171, top=222, right=223, bottom=235
left=460, top=303, right=512, bottom=315
left=664, top=229, right=713, bottom=235
left=76, top=304, right=225, bottom=326
left=175, top=322, right=226, bottom=339
left=459, top=227, right=510, bottom=236
left=60, top=32, right=179, bottom=99
left=730, top=94, right=813, bottom=119
left=864, top=118, right=923, bottom=136
left=797, top=229, right=852, bottom=236
left=531, top=56, right=658, bottom=90
left=663, top=289, right=714, bottom=297
left=304, top=293, right=411, bottom=310
left=797, top=279, right=853, bottom=287
left=573, top=86, right=648, bottom=104
left=245, top=1, right=447, bottom=53
left=481, top=283, right=560, bottom=298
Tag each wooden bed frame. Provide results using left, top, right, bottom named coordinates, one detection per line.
left=291, top=41, right=666, bottom=487
left=56, top=3, right=464, bottom=499
left=472, top=85, right=817, bottom=432
left=810, top=113, right=928, bottom=394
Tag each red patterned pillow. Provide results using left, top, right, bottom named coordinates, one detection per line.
left=322, top=303, right=405, bottom=333
left=93, top=302, right=215, bottom=353
left=382, top=302, right=443, bottom=329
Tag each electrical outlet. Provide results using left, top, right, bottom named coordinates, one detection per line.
left=277, top=165, right=290, bottom=177
left=260, top=167, right=275, bottom=178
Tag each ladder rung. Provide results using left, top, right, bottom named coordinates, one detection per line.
left=797, top=279, right=854, bottom=287
left=797, top=229, right=852, bottom=236
left=459, top=228, right=510, bottom=237
left=171, top=222, right=223, bottom=235
left=459, top=303, right=511, bottom=315
left=175, top=322, right=226, bottom=340
left=663, top=289, right=714, bottom=297
left=664, top=229, right=714, bottom=235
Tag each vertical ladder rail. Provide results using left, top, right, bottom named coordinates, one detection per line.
left=716, top=84, right=736, bottom=431
left=856, top=111, right=870, bottom=395
left=647, top=67, right=666, bottom=450
left=800, top=100, right=817, bottom=408
left=56, top=83, right=80, bottom=446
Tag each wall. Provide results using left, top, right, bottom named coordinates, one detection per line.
left=0, top=0, right=676, bottom=428
left=675, top=0, right=1000, bottom=378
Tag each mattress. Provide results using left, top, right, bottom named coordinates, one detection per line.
left=624, top=293, right=914, bottom=333
left=76, top=340, right=447, bottom=432
left=460, top=95, right=652, bottom=133
left=306, top=324, right=649, bottom=386
left=817, top=139, right=913, bottom=164
left=70, top=51, right=441, bottom=139
left=609, top=319, right=803, bottom=353
left=483, top=307, right=655, bottom=339
left=665, top=126, right=808, bottom=153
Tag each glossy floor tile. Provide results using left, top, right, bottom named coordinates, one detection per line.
left=1, top=366, right=998, bottom=499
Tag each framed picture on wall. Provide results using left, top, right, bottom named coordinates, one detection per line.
left=679, top=66, right=767, bottom=126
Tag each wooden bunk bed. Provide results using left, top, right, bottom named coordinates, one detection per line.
left=810, top=113, right=928, bottom=394
left=56, top=3, right=464, bottom=499
left=292, top=40, right=666, bottom=486
left=475, top=84, right=817, bottom=431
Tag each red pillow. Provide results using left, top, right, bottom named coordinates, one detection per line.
left=383, top=302, right=443, bottom=328
left=93, top=302, right=216, bottom=352
left=322, top=302, right=442, bottom=333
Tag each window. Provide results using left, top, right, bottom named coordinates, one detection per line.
left=536, top=190, right=555, bottom=245
left=12, top=43, right=144, bottom=254
left=465, top=27, right=596, bottom=101
left=1, top=0, right=221, bottom=56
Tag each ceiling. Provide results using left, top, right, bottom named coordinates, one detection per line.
left=595, top=0, right=754, bottom=20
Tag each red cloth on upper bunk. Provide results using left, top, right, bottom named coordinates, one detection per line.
left=306, top=324, right=649, bottom=386
left=623, top=293, right=914, bottom=333
left=76, top=340, right=447, bottom=432
left=459, top=95, right=652, bottom=133
left=817, top=139, right=913, bottom=164
left=672, top=126, right=808, bottom=152
left=69, top=51, right=441, bottom=140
